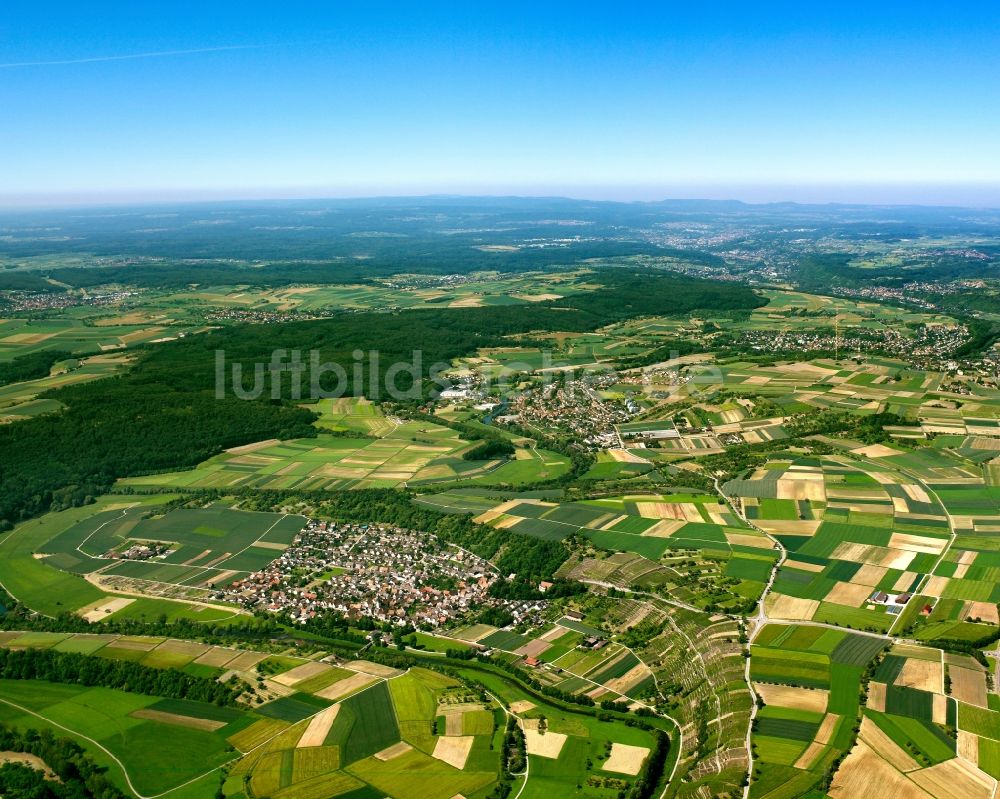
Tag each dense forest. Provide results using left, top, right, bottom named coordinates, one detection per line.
left=0, top=271, right=762, bottom=525
left=0, top=723, right=127, bottom=799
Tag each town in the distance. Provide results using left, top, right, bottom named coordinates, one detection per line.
left=1, top=196, right=999, bottom=799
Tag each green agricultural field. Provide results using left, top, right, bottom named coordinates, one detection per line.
left=326, top=682, right=400, bottom=764
left=120, top=425, right=485, bottom=491
left=0, top=679, right=251, bottom=796
left=0, top=495, right=188, bottom=615
left=240, top=665, right=502, bottom=799
left=34, top=504, right=306, bottom=600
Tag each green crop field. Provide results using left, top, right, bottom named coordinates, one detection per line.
left=31, top=504, right=306, bottom=601
left=0, top=495, right=204, bottom=615
left=0, top=679, right=251, bottom=796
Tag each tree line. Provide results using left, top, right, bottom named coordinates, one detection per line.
left=0, top=648, right=240, bottom=705
left=0, top=723, right=127, bottom=799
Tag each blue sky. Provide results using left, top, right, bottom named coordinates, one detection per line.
left=2, top=2, right=999, bottom=204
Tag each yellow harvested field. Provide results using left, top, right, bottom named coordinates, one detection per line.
left=852, top=564, right=890, bottom=586
left=641, top=519, right=686, bottom=537
left=776, top=478, right=826, bottom=502
left=893, top=571, right=918, bottom=591
left=607, top=448, right=650, bottom=464
left=724, top=532, right=774, bottom=549
left=896, top=658, right=943, bottom=693
left=296, top=704, right=341, bottom=748
left=815, top=713, right=839, bottom=745
left=851, top=444, right=901, bottom=458
left=830, top=541, right=915, bottom=570
left=634, top=502, right=701, bottom=521
left=472, top=509, right=505, bottom=524
left=605, top=663, right=654, bottom=696
left=597, top=514, right=628, bottom=530
left=825, top=580, right=876, bottom=607
left=784, top=559, right=825, bottom=573
left=923, top=576, right=950, bottom=598
left=1, top=332, right=56, bottom=344
left=909, top=757, right=995, bottom=799
left=346, top=660, right=403, bottom=678
left=902, top=484, right=932, bottom=504
left=859, top=716, right=921, bottom=772
left=766, top=593, right=819, bottom=621
left=79, top=597, right=135, bottom=622
left=156, top=638, right=212, bottom=657
left=509, top=700, right=535, bottom=714
left=226, top=651, right=268, bottom=671
left=951, top=667, right=988, bottom=708
left=272, top=661, right=332, bottom=687
left=514, top=639, right=552, bottom=658
left=473, top=499, right=520, bottom=522
left=888, top=533, right=947, bottom=555
left=445, top=712, right=465, bottom=736
left=195, top=646, right=241, bottom=668
left=253, top=541, right=288, bottom=551
left=373, top=741, right=413, bottom=761
left=602, top=743, right=649, bottom=775
left=105, top=638, right=158, bottom=652
left=933, top=694, right=948, bottom=725
left=523, top=729, right=567, bottom=759
left=315, top=672, right=378, bottom=701
left=131, top=708, right=226, bottom=732
left=829, top=741, right=932, bottom=799
left=432, top=735, right=474, bottom=769
left=962, top=602, right=999, bottom=625
left=753, top=683, right=828, bottom=714
left=794, top=741, right=826, bottom=769
left=868, top=682, right=887, bottom=712
left=756, top=519, right=822, bottom=535
left=958, top=730, right=979, bottom=766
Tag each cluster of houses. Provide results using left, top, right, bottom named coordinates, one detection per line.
left=223, top=520, right=522, bottom=628
left=107, top=541, right=170, bottom=561
left=869, top=590, right=916, bottom=615
left=501, top=375, right=641, bottom=449
left=738, top=323, right=970, bottom=371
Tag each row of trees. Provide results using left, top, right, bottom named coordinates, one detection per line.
left=0, top=350, right=75, bottom=388
left=0, top=648, right=240, bottom=705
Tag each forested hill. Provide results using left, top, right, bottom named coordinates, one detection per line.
left=0, top=271, right=763, bottom=525
left=137, top=269, right=763, bottom=394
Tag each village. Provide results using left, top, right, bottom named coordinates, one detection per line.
left=497, top=373, right=642, bottom=449
left=222, top=520, right=548, bottom=629
left=736, top=322, right=970, bottom=369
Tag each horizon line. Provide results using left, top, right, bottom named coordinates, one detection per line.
left=3, top=183, right=1000, bottom=213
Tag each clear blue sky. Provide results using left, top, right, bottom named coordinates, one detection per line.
left=2, top=1, right=999, bottom=204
